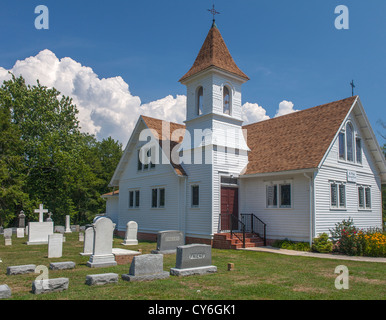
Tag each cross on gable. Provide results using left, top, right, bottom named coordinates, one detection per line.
left=208, top=4, right=220, bottom=23
left=34, top=204, right=48, bottom=222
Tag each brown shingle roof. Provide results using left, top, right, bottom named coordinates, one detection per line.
left=141, top=115, right=187, bottom=176
left=179, top=25, right=249, bottom=82
left=242, top=96, right=357, bottom=175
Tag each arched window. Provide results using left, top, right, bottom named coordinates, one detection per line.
left=223, top=86, right=231, bottom=115
left=346, top=123, right=354, bottom=162
left=196, top=86, right=203, bottom=115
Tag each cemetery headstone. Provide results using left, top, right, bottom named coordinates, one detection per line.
left=170, top=244, right=217, bottom=277
left=122, top=221, right=139, bottom=246
left=121, top=254, right=169, bottom=282
left=34, top=204, right=48, bottom=223
left=5, top=238, right=12, bottom=246
left=151, top=230, right=184, bottom=254
left=85, top=273, right=118, bottom=286
left=80, top=227, right=94, bottom=256
left=65, top=215, right=72, bottom=233
left=27, top=221, right=54, bottom=245
left=16, top=228, right=24, bottom=238
left=86, top=217, right=117, bottom=268
left=112, top=248, right=141, bottom=265
left=7, top=264, right=36, bottom=275
left=79, top=232, right=84, bottom=242
left=18, top=211, right=26, bottom=228
left=49, top=262, right=76, bottom=270
left=32, top=278, right=69, bottom=295
left=54, top=226, right=65, bottom=233
left=0, top=226, right=3, bottom=235
left=4, top=228, right=12, bottom=239
left=0, top=285, right=12, bottom=299
left=48, top=234, right=63, bottom=258
left=46, top=212, right=53, bottom=222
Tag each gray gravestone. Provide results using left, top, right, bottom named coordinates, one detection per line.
left=85, top=273, right=118, bottom=286
left=27, top=222, right=54, bottom=245
left=86, top=217, right=117, bottom=268
left=5, top=238, right=11, bottom=246
left=122, top=221, right=138, bottom=246
left=49, top=261, right=75, bottom=270
left=170, top=244, right=217, bottom=277
left=121, top=254, right=169, bottom=282
left=54, top=226, right=65, bottom=233
left=7, top=264, right=36, bottom=275
left=0, top=285, right=12, bottom=299
left=18, top=211, right=26, bottom=228
left=151, top=230, right=184, bottom=254
left=79, top=232, right=84, bottom=242
left=32, top=278, right=69, bottom=295
left=65, top=215, right=72, bottom=233
left=48, top=234, right=63, bottom=258
left=80, top=227, right=94, bottom=256
left=3, top=228, right=12, bottom=239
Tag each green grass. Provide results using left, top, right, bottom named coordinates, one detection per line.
left=0, top=233, right=385, bottom=300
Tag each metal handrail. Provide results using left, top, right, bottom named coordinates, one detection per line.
left=241, top=213, right=267, bottom=246
left=219, top=213, right=246, bottom=248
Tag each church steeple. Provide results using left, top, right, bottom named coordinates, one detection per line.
left=179, top=24, right=249, bottom=83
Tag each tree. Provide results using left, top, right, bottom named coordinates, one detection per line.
left=0, top=74, right=122, bottom=226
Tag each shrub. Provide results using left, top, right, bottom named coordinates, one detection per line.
left=330, top=219, right=386, bottom=257
left=312, top=233, right=333, bottom=253
left=272, top=239, right=310, bottom=251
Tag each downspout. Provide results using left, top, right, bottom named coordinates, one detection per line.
left=304, top=173, right=313, bottom=246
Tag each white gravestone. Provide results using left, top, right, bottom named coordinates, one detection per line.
left=16, top=228, right=25, bottom=238
left=48, top=234, right=63, bottom=258
left=27, top=222, right=54, bottom=245
left=86, top=217, right=117, bottom=268
left=80, top=227, right=94, bottom=256
left=122, top=221, right=138, bottom=246
left=35, top=204, right=48, bottom=223
left=3, top=228, right=12, bottom=239
left=65, top=215, right=72, bottom=233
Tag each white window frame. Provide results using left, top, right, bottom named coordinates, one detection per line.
left=265, top=181, right=292, bottom=209
left=151, top=187, right=166, bottom=209
left=330, top=181, right=346, bottom=210
left=137, top=147, right=156, bottom=172
left=358, top=185, right=371, bottom=211
left=128, top=189, right=140, bottom=209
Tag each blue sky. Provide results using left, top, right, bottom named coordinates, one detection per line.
left=0, top=0, right=385, bottom=145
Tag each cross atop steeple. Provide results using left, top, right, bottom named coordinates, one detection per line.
left=208, top=4, right=220, bottom=25
left=350, top=80, right=355, bottom=96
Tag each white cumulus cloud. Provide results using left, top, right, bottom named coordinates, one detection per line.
left=274, top=100, right=299, bottom=118
left=0, top=49, right=297, bottom=144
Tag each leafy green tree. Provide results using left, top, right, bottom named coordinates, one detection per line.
left=0, top=75, right=122, bottom=226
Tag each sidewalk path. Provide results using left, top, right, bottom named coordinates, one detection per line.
left=240, top=246, right=386, bottom=263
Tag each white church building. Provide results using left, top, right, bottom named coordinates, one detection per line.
left=103, top=22, right=386, bottom=248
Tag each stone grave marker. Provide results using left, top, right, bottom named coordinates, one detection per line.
left=5, top=238, right=12, bottom=246
left=85, top=273, right=118, bottom=286
left=35, top=204, right=48, bottom=222
left=32, top=278, right=69, bottom=295
left=79, top=232, right=84, bottom=242
left=18, top=211, right=26, bottom=228
left=65, top=215, right=72, bottom=233
left=0, top=285, right=12, bottom=299
left=49, top=262, right=76, bottom=270
left=16, top=228, right=24, bottom=238
left=80, top=227, right=94, bottom=256
left=54, top=226, right=65, bottom=234
left=48, top=234, right=63, bottom=258
left=151, top=230, right=184, bottom=254
left=170, top=244, right=217, bottom=276
left=86, top=217, right=117, bottom=268
left=121, top=254, right=169, bottom=282
left=122, top=221, right=138, bottom=246
left=3, top=228, right=12, bottom=239
left=7, top=264, right=36, bottom=275
left=27, top=221, right=54, bottom=245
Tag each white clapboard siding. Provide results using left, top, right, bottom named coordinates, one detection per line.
left=314, top=112, right=383, bottom=235
left=239, top=174, right=311, bottom=242
left=105, top=196, right=119, bottom=226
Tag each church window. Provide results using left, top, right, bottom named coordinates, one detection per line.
left=223, top=86, right=231, bottom=115
left=129, top=190, right=140, bottom=209
left=339, top=132, right=345, bottom=160
left=346, top=123, right=354, bottom=162
left=197, top=86, right=203, bottom=115
left=192, top=185, right=199, bottom=207
left=151, top=187, right=165, bottom=208
left=356, top=137, right=362, bottom=164
left=330, top=181, right=346, bottom=209
left=266, top=182, right=292, bottom=209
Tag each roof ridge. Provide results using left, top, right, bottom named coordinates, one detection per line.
left=242, top=96, right=358, bottom=128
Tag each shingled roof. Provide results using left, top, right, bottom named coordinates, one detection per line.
left=179, top=24, right=249, bottom=82
left=242, top=96, right=357, bottom=175
left=141, top=115, right=187, bottom=176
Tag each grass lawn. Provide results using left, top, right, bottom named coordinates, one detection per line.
left=0, top=232, right=385, bottom=300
